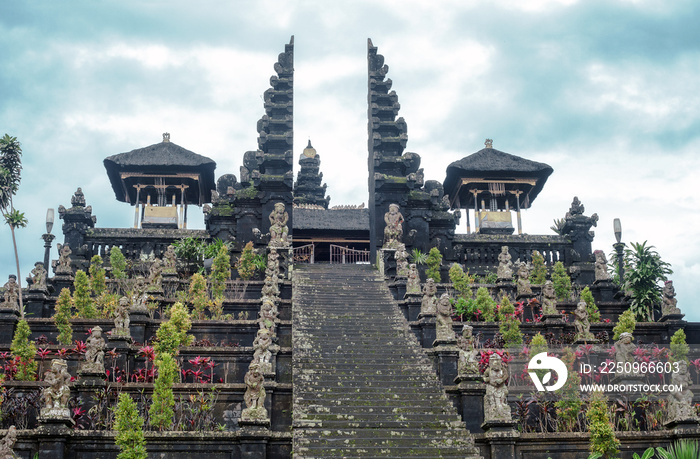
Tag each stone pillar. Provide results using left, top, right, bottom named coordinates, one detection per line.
left=417, top=315, right=436, bottom=348
left=24, top=288, right=49, bottom=319
left=37, top=423, right=71, bottom=459
left=0, top=308, right=20, bottom=345
left=238, top=427, right=269, bottom=459
left=482, top=421, right=519, bottom=459
left=129, top=310, right=150, bottom=345
left=454, top=375, right=485, bottom=433
left=427, top=345, right=459, bottom=386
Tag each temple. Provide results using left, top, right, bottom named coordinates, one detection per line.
left=0, top=36, right=696, bottom=459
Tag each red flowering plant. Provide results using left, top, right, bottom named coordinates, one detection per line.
left=478, top=349, right=511, bottom=374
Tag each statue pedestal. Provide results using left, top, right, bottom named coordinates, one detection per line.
left=416, top=314, right=436, bottom=348
left=129, top=309, right=150, bottom=344
left=540, top=314, right=564, bottom=338
left=660, top=313, right=685, bottom=322
left=390, top=277, right=407, bottom=300
left=481, top=419, right=519, bottom=458
left=239, top=415, right=270, bottom=429
left=611, top=373, right=645, bottom=392
left=594, top=279, right=616, bottom=302
left=573, top=337, right=601, bottom=346
left=378, top=248, right=397, bottom=280
left=665, top=417, right=700, bottom=431
left=455, top=374, right=485, bottom=432
left=77, top=368, right=107, bottom=383
left=51, top=274, right=74, bottom=296
left=238, top=422, right=271, bottom=459
left=403, top=293, right=422, bottom=322
left=0, top=308, right=20, bottom=345
left=37, top=416, right=73, bottom=459
left=25, top=288, right=49, bottom=318
left=427, top=344, right=459, bottom=386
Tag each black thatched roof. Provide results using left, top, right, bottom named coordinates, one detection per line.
left=293, top=208, right=369, bottom=232
left=443, top=147, right=553, bottom=207
left=104, top=140, right=216, bottom=205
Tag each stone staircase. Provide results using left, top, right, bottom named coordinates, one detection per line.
left=292, top=264, right=482, bottom=458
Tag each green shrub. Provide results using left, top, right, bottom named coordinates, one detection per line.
left=530, top=250, right=547, bottom=284
left=529, top=332, right=548, bottom=357
left=623, top=241, right=672, bottom=322
left=149, top=352, right=177, bottom=431
left=109, top=246, right=127, bottom=280
left=449, top=263, right=473, bottom=299
left=497, top=296, right=522, bottom=347
left=586, top=390, right=620, bottom=458
left=426, top=247, right=442, bottom=283
left=188, top=273, right=209, bottom=320
left=236, top=242, right=257, bottom=280
left=670, top=329, right=689, bottom=363
left=555, top=348, right=583, bottom=432
left=613, top=308, right=636, bottom=340
left=114, top=393, right=147, bottom=459
left=154, top=302, right=193, bottom=356
left=10, top=319, right=37, bottom=380
left=409, top=248, right=428, bottom=265
left=54, top=288, right=73, bottom=346
left=89, top=255, right=106, bottom=298
left=580, top=287, right=601, bottom=323
left=551, top=261, right=571, bottom=301
left=474, top=287, right=497, bottom=321
left=73, top=270, right=97, bottom=319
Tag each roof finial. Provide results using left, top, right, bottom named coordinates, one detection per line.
left=485, top=138, right=493, bottom=148
left=163, top=132, right=170, bottom=143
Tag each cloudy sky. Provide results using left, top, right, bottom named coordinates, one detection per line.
left=1, top=0, right=699, bottom=320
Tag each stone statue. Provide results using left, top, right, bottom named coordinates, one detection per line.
left=515, top=261, right=532, bottom=296
left=241, top=363, right=268, bottom=422
left=614, top=332, right=636, bottom=376
left=383, top=203, right=404, bottom=249
left=573, top=301, right=593, bottom=340
left=40, top=359, right=71, bottom=419
left=261, top=275, right=280, bottom=299
left=113, top=296, right=131, bottom=338
left=55, top=244, right=72, bottom=275
left=457, top=325, right=480, bottom=376
left=662, top=280, right=682, bottom=316
left=259, top=298, right=278, bottom=332
left=130, top=277, right=148, bottom=313
left=28, top=262, right=48, bottom=291
left=265, top=248, right=281, bottom=280
left=252, top=328, right=274, bottom=374
left=497, top=246, right=513, bottom=281
left=146, top=258, right=163, bottom=292
left=435, top=293, right=456, bottom=343
left=420, top=278, right=438, bottom=316
left=163, top=245, right=177, bottom=274
left=81, top=326, right=105, bottom=374
left=405, top=264, right=421, bottom=295
left=0, top=426, right=17, bottom=459
left=594, top=250, right=611, bottom=282
left=71, top=187, right=86, bottom=207
left=395, top=244, right=409, bottom=278
left=541, top=280, right=558, bottom=315
left=667, top=361, right=697, bottom=422
left=268, top=202, right=289, bottom=248
left=1, top=276, right=19, bottom=311
left=483, top=353, right=511, bottom=422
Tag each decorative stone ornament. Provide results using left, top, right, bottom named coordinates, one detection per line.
left=268, top=202, right=290, bottom=248
left=382, top=203, right=404, bottom=249
left=613, top=332, right=638, bottom=377
left=515, top=261, right=532, bottom=297
left=541, top=280, right=558, bottom=315
left=40, top=359, right=72, bottom=420
left=112, top=296, right=131, bottom=339
left=252, top=328, right=274, bottom=375
left=0, top=425, right=17, bottom=459
left=405, top=264, right=421, bottom=296
left=28, top=262, right=48, bottom=292
left=395, top=243, right=409, bottom=278
left=594, top=250, right=611, bottom=282
left=662, top=280, right=682, bottom=316
left=419, top=278, right=438, bottom=316
left=163, top=245, right=177, bottom=274
left=497, top=246, right=513, bottom=281
left=483, top=353, right=511, bottom=422
left=0, top=276, right=19, bottom=312
left=434, top=293, right=456, bottom=344
left=573, top=300, right=594, bottom=341
left=457, top=325, right=480, bottom=377
left=55, top=244, right=73, bottom=275
left=666, top=361, right=698, bottom=425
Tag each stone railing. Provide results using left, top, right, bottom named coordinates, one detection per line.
left=451, top=233, right=573, bottom=270
left=83, top=227, right=209, bottom=260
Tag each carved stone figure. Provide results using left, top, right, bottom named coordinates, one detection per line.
left=594, top=250, right=611, bottom=282
left=1, top=276, right=19, bottom=311
left=28, top=262, right=48, bottom=291
left=662, top=280, right=682, bottom=316
left=383, top=203, right=404, bottom=249
left=395, top=243, right=409, bottom=278
left=420, top=278, right=438, bottom=316
left=573, top=301, right=593, bottom=340
left=483, top=353, right=511, bottom=422
left=405, top=264, right=421, bottom=295
left=667, top=361, right=697, bottom=422
left=265, top=247, right=281, bottom=280
left=268, top=202, right=289, bottom=248
left=40, top=359, right=71, bottom=419
left=55, top=244, right=72, bottom=274
left=497, top=246, right=513, bottom=281
left=130, top=277, right=148, bottom=313
left=252, top=328, right=274, bottom=374
left=614, top=332, right=636, bottom=376
left=0, top=426, right=17, bottom=459
left=515, top=261, right=532, bottom=296
left=259, top=298, right=278, bottom=332
left=241, top=363, right=268, bottom=422
left=71, top=187, right=86, bottom=207
left=261, top=275, right=280, bottom=299
left=146, top=258, right=163, bottom=292
left=163, top=245, right=177, bottom=274
left=541, top=280, right=558, bottom=315
left=435, top=293, right=456, bottom=343
left=457, top=325, right=480, bottom=376
left=113, top=296, right=131, bottom=338
left=81, top=326, right=105, bottom=374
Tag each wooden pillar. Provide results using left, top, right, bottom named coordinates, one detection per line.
left=133, top=186, right=141, bottom=228
left=515, top=191, right=523, bottom=235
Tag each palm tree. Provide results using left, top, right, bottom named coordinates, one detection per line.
left=0, top=134, right=28, bottom=316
